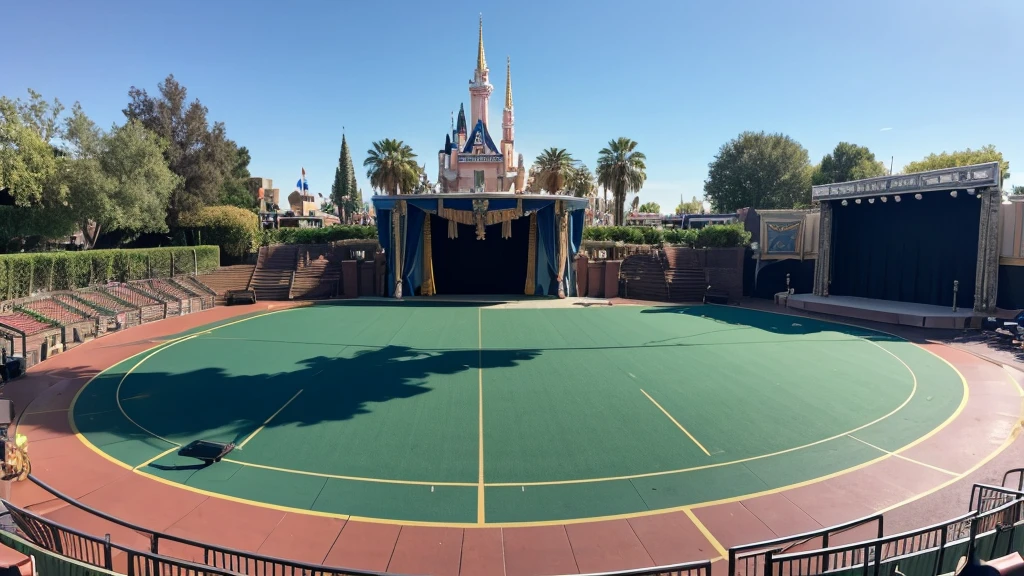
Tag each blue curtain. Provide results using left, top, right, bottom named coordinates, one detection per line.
left=377, top=209, right=393, bottom=296
left=535, top=206, right=558, bottom=295
left=567, top=209, right=584, bottom=297
left=403, top=208, right=426, bottom=294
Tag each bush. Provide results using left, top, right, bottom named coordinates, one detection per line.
left=264, top=225, right=378, bottom=246
left=179, top=206, right=261, bottom=260
left=0, top=246, right=220, bottom=300
left=693, top=223, right=751, bottom=248
left=581, top=224, right=750, bottom=248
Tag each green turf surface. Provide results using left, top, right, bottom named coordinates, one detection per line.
left=71, top=303, right=964, bottom=525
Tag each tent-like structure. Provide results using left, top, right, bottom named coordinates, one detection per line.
left=372, top=193, right=588, bottom=298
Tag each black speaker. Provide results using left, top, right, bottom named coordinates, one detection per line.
left=0, top=400, right=14, bottom=426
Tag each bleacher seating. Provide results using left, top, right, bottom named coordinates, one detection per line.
left=196, top=265, right=256, bottom=306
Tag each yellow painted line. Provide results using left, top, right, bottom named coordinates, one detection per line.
left=221, top=458, right=476, bottom=487
left=847, top=435, right=958, bottom=476
left=488, top=342, right=919, bottom=487
left=477, top=307, right=486, bottom=524
left=640, top=389, right=710, bottom=456
left=237, top=389, right=303, bottom=449
left=22, top=408, right=69, bottom=415
left=684, top=508, right=728, bottom=558
left=134, top=446, right=180, bottom=471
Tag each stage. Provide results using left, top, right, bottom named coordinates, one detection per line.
left=786, top=293, right=979, bottom=329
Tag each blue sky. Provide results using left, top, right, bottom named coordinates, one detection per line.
left=5, top=0, right=1021, bottom=212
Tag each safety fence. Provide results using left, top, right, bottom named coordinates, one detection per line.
left=3, top=473, right=1024, bottom=576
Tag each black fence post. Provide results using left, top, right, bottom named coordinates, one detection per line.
left=728, top=549, right=736, bottom=576
left=764, top=549, right=774, bottom=576
left=103, top=534, right=112, bottom=570
left=936, top=523, right=947, bottom=576
left=150, top=533, right=159, bottom=554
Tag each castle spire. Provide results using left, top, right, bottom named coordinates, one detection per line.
left=476, top=14, right=487, bottom=72
left=504, top=57, right=513, bottom=109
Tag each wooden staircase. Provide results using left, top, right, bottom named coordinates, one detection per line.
left=197, top=265, right=257, bottom=305
left=290, top=245, right=341, bottom=300
left=620, top=253, right=669, bottom=301
left=249, top=246, right=297, bottom=301
left=662, top=247, right=708, bottom=302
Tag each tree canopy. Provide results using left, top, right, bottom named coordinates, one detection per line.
left=533, top=148, right=575, bottom=195
left=812, top=142, right=888, bottom=185
left=675, top=196, right=704, bottom=214
left=332, top=134, right=361, bottom=214
left=902, top=145, right=1010, bottom=188
left=703, top=131, right=811, bottom=212
left=123, top=74, right=239, bottom=225
left=638, top=202, right=661, bottom=214
left=364, top=139, right=418, bottom=195
left=597, top=137, right=647, bottom=225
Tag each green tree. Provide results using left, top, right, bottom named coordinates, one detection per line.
left=533, top=148, right=574, bottom=195
left=811, top=142, right=888, bottom=185
left=123, top=74, right=238, bottom=225
left=219, top=146, right=255, bottom=211
left=675, top=196, right=703, bottom=214
left=638, top=202, right=661, bottom=213
left=566, top=162, right=596, bottom=198
left=596, top=137, right=647, bottom=225
left=63, top=113, right=179, bottom=248
left=0, top=92, right=67, bottom=208
left=332, top=134, right=361, bottom=215
left=1013, top=185, right=1023, bottom=196
left=902, top=145, right=1010, bottom=189
left=703, top=131, right=811, bottom=212
left=363, top=139, right=419, bottom=195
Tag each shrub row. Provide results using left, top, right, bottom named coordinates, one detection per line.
left=582, top=224, right=751, bottom=248
left=0, top=246, right=220, bottom=300
left=263, top=225, right=378, bottom=246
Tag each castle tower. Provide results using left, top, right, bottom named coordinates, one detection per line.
left=469, top=15, right=493, bottom=130
left=501, top=57, right=515, bottom=172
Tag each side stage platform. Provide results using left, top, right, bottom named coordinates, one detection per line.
left=786, top=294, right=979, bottom=329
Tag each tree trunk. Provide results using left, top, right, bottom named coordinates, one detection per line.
left=614, top=184, right=626, bottom=226
left=81, top=221, right=101, bottom=250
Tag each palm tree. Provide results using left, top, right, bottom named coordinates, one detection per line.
left=566, top=162, right=597, bottom=198
left=363, top=139, right=419, bottom=195
left=596, top=138, right=647, bottom=225
left=533, top=148, right=574, bottom=195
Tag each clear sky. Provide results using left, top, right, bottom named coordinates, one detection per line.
left=5, top=0, right=1021, bottom=213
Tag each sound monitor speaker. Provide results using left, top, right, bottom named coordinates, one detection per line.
left=0, top=400, right=14, bottom=426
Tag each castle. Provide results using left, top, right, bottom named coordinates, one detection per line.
left=437, top=16, right=526, bottom=194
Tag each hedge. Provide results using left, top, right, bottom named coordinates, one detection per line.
left=264, top=225, right=378, bottom=246
left=581, top=224, right=751, bottom=248
left=0, top=246, right=220, bottom=301
left=179, top=206, right=262, bottom=259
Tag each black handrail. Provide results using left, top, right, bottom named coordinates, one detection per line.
left=728, top=512, right=883, bottom=576
left=3, top=499, right=245, bottom=576
left=26, top=474, right=404, bottom=576
left=577, top=560, right=712, bottom=576
left=969, top=484, right=1024, bottom=513
left=1002, top=468, right=1024, bottom=492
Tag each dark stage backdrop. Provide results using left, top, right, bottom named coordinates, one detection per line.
left=830, top=192, right=980, bottom=308
left=429, top=214, right=531, bottom=295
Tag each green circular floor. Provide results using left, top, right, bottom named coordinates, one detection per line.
left=70, top=302, right=965, bottom=525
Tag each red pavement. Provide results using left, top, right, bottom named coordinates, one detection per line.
left=7, top=301, right=1023, bottom=576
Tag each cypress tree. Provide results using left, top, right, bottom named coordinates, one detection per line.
left=331, top=134, right=358, bottom=217
left=343, top=138, right=361, bottom=215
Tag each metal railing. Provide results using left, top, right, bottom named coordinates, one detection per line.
left=577, top=560, right=712, bottom=576
left=728, top=513, right=883, bottom=576
left=1002, top=468, right=1024, bottom=492
left=969, top=484, right=1024, bottom=514
left=3, top=500, right=244, bottom=576
left=25, top=475, right=394, bottom=576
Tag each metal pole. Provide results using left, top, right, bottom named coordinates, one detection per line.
left=953, top=280, right=959, bottom=312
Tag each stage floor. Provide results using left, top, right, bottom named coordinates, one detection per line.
left=786, top=294, right=978, bottom=329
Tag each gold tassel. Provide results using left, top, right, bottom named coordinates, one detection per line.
left=556, top=210, right=569, bottom=299
left=525, top=212, right=537, bottom=295
left=422, top=215, right=436, bottom=296
left=449, top=219, right=458, bottom=239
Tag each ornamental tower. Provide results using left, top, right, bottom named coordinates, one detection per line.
left=469, top=15, right=493, bottom=130
left=501, top=57, right=515, bottom=172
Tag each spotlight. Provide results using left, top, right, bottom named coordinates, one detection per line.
left=950, top=190, right=958, bottom=198
left=855, top=199, right=862, bottom=204
left=915, top=193, right=923, bottom=200
left=868, top=198, right=875, bottom=204
left=894, top=195, right=901, bottom=202
left=967, top=188, right=976, bottom=195
left=880, top=196, right=887, bottom=203
left=841, top=199, right=848, bottom=206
